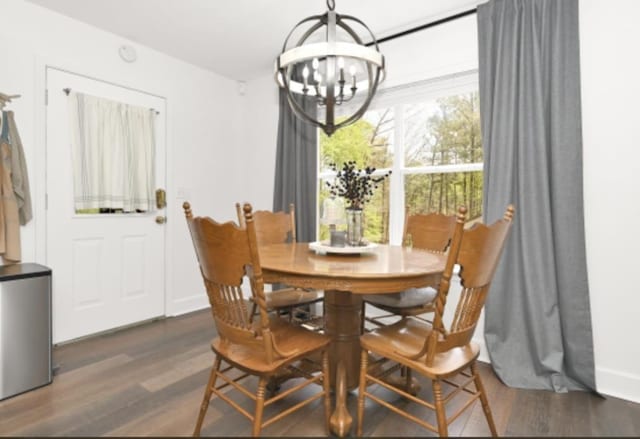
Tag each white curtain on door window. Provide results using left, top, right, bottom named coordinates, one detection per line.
left=68, top=92, right=156, bottom=212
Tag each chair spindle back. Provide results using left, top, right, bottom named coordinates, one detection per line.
left=184, top=202, right=277, bottom=358
left=426, top=205, right=515, bottom=363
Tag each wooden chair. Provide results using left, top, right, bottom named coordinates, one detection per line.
left=184, top=202, right=331, bottom=437
left=235, top=202, right=323, bottom=324
left=356, top=205, right=515, bottom=437
left=361, top=210, right=457, bottom=330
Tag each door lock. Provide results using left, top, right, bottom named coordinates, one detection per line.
left=155, top=216, right=166, bottom=224
left=155, top=188, right=166, bottom=209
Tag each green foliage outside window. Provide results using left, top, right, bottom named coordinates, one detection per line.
left=319, top=112, right=393, bottom=243
left=319, top=91, right=483, bottom=243
left=404, top=93, right=483, bottom=220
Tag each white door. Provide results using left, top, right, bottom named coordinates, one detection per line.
left=46, top=68, right=167, bottom=343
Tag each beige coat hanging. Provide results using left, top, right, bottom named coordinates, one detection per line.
left=0, top=112, right=22, bottom=263
left=6, top=111, right=32, bottom=225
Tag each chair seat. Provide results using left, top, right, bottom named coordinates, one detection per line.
left=363, top=287, right=437, bottom=309
left=211, top=318, right=330, bottom=374
left=360, top=317, right=479, bottom=378
left=262, top=288, right=323, bottom=309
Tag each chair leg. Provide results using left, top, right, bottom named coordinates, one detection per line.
left=252, top=376, right=268, bottom=437
left=432, top=379, right=448, bottom=437
left=356, top=348, right=369, bottom=437
left=322, top=349, right=331, bottom=433
left=193, top=356, right=222, bottom=436
left=404, top=367, right=413, bottom=391
left=249, top=302, right=258, bottom=323
left=471, top=362, right=498, bottom=437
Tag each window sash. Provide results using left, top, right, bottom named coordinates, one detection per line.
left=317, top=70, right=482, bottom=244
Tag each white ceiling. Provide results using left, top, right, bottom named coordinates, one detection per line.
left=25, top=0, right=480, bottom=81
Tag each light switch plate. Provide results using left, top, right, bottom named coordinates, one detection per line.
left=176, top=187, right=191, bottom=199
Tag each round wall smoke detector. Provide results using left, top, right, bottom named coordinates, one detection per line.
left=119, top=45, right=137, bottom=63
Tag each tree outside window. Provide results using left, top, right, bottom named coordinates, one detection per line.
left=318, top=78, right=482, bottom=244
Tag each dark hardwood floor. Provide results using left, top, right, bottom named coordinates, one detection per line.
left=1, top=309, right=639, bottom=437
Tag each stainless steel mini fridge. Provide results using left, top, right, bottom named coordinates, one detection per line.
left=0, top=263, right=52, bottom=400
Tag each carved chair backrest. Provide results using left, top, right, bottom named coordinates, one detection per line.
left=184, top=202, right=283, bottom=363
left=424, top=205, right=515, bottom=364
left=404, top=210, right=458, bottom=253
left=235, top=202, right=296, bottom=246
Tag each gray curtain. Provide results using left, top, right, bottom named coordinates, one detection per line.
left=478, top=0, right=596, bottom=392
left=273, top=90, right=318, bottom=242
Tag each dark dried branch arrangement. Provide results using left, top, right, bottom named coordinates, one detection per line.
left=325, top=161, right=392, bottom=210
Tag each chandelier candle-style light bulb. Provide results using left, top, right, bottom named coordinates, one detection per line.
left=275, top=0, right=385, bottom=136
left=302, top=65, right=310, bottom=92
left=349, top=65, right=357, bottom=87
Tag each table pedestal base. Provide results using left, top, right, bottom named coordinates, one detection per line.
left=324, top=290, right=362, bottom=389
left=324, top=290, right=362, bottom=437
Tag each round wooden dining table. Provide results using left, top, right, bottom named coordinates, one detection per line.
left=258, top=242, right=446, bottom=437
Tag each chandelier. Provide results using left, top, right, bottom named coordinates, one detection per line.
left=275, top=0, right=385, bottom=136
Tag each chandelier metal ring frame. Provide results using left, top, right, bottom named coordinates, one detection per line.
left=275, top=1, right=386, bottom=136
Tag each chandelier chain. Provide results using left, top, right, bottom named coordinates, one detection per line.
left=327, top=0, right=336, bottom=11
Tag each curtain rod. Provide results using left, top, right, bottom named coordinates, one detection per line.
left=366, top=8, right=477, bottom=46
left=62, top=88, right=160, bottom=115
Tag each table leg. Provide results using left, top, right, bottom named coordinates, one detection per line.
left=329, top=361, right=351, bottom=437
left=324, top=290, right=362, bottom=437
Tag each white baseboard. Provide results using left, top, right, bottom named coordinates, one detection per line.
left=168, top=295, right=209, bottom=317
left=595, top=366, right=640, bottom=404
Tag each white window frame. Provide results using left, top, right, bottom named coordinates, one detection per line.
left=317, top=69, right=482, bottom=245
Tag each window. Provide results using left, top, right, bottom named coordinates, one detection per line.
left=318, top=71, right=482, bottom=244
left=68, top=92, right=157, bottom=215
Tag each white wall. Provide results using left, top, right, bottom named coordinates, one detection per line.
left=580, top=0, right=640, bottom=403
left=242, top=4, right=640, bottom=404
left=237, top=75, right=280, bottom=210
left=0, top=0, right=244, bottom=317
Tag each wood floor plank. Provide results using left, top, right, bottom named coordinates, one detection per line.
left=0, top=354, right=135, bottom=434
left=587, top=394, right=640, bottom=436
left=505, top=387, right=553, bottom=436
left=2, top=309, right=639, bottom=437
left=460, top=364, right=516, bottom=436
left=65, top=369, right=214, bottom=437
left=11, top=385, right=149, bottom=437
left=140, top=349, right=212, bottom=392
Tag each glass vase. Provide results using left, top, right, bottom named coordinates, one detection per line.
left=346, top=208, right=364, bottom=246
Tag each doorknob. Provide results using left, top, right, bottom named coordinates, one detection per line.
left=155, top=216, right=166, bottom=224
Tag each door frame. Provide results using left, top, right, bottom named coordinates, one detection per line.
left=37, top=64, right=172, bottom=334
